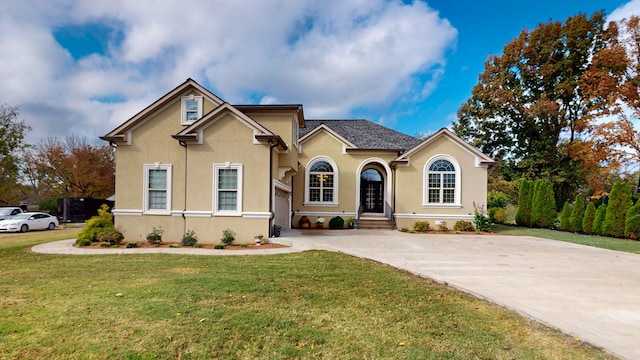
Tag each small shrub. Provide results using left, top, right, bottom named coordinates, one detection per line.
left=453, top=220, right=475, bottom=232
left=168, top=244, right=179, bottom=248
left=489, top=207, right=508, bottom=224
left=329, top=216, right=345, bottom=229
left=399, top=227, right=409, bottom=232
left=75, top=238, right=91, bottom=246
left=98, top=242, right=111, bottom=247
left=194, top=243, right=202, bottom=248
left=487, top=190, right=509, bottom=209
left=473, top=203, right=492, bottom=232
left=214, top=244, right=226, bottom=249
left=96, top=227, right=124, bottom=245
left=413, top=221, right=430, bottom=232
left=146, top=227, right=164, bottom=244
left=125, top=242, right=139, bottom=248
left=181, top=230, right=198, bottom=247
left=437, top=221, right=449, bottom=232
left=77, top=204, right=114, bottom=242
left=221, top=229, right=235, bottom=246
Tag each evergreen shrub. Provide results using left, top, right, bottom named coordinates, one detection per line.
left=531, top=179, right=556, bottom=228
left=569, top=195, right=585, bottom=232
left=592, top=204, right=607, bottom=235
left=77, top=204, right=114, bottom=242
left=582, top=202, right=596, bottom=234
left=624, top=202, right=640, bottom=239
left=329, top=216, right=345, bottom=229
left=602, top=181, right=632, bottom=238
left=515, top=179, right=533, bottom=227
left=559, top=202, right=571, bottom=231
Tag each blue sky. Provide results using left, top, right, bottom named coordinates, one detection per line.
left=0, top=0, right=638, bottom=144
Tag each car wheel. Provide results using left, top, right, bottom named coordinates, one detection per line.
left=48, top=223, right=56, bottom=230
left=20, top=224, right=28, bottom=233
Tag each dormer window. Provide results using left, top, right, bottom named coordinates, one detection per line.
left=181, top=95, right=203, bottom=124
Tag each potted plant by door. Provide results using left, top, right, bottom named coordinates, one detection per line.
left=299, top=216, right=311, bottom=229
left=315, top=217, right=325, bottom=229
left=272, top=224, right=282, bottom=237
left=346, top=217, right=356, bottom=229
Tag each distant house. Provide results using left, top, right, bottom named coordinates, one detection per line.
left=102, top=79, right=495, bottom=243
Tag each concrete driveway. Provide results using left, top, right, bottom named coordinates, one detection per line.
left=275, top=229, right=640, bottom=360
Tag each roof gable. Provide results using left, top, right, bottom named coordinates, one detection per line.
left=101, top=78, right=224, bottom=144
left=300, top=120, right=421, bottom=151
left=173, top=103, right=287, bottom=150
left=393, top=128, right=496, bottom=167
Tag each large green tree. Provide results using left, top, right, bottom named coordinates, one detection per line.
left=0, top=104, right=31, bottom=204
left=453, top=12, right=606, bottom=201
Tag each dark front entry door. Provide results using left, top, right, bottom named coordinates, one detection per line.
left=360, top=169, right=384, bottom=213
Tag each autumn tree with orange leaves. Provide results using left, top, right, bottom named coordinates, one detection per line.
left=24, top=135, right=114, bottom=199
left=453, top=12, right=607, bottom=205
left=583, top=16, right=640, bottom=194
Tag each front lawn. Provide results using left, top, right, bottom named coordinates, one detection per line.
left=493, top=224, right=640, bottom=254
left=0, top=230, right=613, bottom=359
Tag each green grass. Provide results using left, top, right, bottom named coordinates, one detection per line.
left=0, top=230, right=614, bottom=359
left=493, top=224, right=640, bottom=254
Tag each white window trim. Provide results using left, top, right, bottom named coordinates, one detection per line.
left=213, top=163, right=243, bottom=216
left=143, top=163, right=172, bottom=215
left=304, top=156, right=339, bottom=207
left=181, top=95, right=203, bottom=125
left=423, top=155, right=461, bottom=207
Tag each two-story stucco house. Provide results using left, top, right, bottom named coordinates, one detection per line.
left=102, top=79, right=495, bottom=243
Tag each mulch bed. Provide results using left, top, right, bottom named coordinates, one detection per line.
left=77, top=242, right=288, bottom=250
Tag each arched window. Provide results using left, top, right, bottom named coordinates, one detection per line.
left=425, top=157, right=459, bottom=205
left=305, top=157, right=338, bottom=205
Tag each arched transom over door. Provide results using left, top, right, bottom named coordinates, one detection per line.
left=360, top=168, right=384, bottom=213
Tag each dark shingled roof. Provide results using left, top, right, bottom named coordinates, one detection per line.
left=300, top=119, right=421, bottom=151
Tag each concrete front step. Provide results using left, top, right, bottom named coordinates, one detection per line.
left=357, top=219, right=394, bottom=230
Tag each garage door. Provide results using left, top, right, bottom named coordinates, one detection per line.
left=273, top=188, right=290, bottom=229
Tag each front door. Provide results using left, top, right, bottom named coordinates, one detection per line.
left=360, top=169, right=384, bottom=213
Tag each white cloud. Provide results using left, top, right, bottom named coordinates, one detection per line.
left=0, top=0, right=457, bottom=144
left=609, top=0, right=640, bottom=22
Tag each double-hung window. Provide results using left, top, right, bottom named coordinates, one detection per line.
left=144, top=164, right=172, bottom=214
left=181, top=95, right=203, bottom=124
left=425, top=158, right=459, bottom=206
left=213, top=163, right=243, bottom=215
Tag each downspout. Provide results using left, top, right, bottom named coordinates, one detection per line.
left=179, top=140, right=187, bottom=235
left=268, top=140, right=279, bottom=236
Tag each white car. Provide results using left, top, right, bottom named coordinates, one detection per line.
left=0, top=212, right=59, bottom=233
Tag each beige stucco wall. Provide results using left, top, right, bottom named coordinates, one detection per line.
left=393, top=135, right=489, bottom=230
left=112, top=93, right=278, bottom=244
left=292, top=130, right=397, bottom=228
